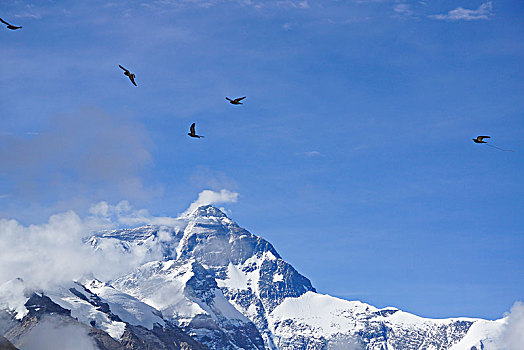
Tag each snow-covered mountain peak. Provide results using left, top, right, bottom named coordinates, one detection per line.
left=7, top=204, right=503, bottom=349
left=187, top=205, right=229, bottom=219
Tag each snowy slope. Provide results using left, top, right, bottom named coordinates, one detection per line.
left=112, top=258, right=265, bottom=349
left=0, top=204, right=507, bottom=350
left=268, top=291, right=486, bottom=349
left=87, top=205, right=506, bottom=350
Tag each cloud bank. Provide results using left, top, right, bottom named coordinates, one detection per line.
left=501, top=301, right=524, bottom=350
left=0, top=190, right=238, bottom=289
left=431, top=2, right=492, bottom=21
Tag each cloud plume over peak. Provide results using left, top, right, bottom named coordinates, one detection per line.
left=183, top=189, right=240, bottom=216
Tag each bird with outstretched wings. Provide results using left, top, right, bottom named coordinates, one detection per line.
left=119, top=65, right=137, bottom=86
left=0, top=18, right=22, bottom=30
left=472, top=135, right=514, bottom=151
left=188, top=123, right=204, bottom=138
left=226, top=96, right=246, bottom=105
left=472, top=136, right=490, bottom=144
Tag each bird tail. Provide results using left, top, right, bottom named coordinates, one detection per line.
left=486, top=144, right=514, bottom=152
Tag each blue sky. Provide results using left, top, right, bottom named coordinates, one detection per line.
left=0, top=0, right=523, bottom=319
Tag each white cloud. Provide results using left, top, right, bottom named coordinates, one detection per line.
left=431, top=2, right=492, bottom=21
left=0, top=211, right=122, bottom=289
left=89, top=200, right=180, bottom=227
left=501, top=301, right=524, bottom=350
left=183, top=189, right=239, bottom=215
left=0, top=203, right=175, bottom=289
left=0, top=189, right=240, bottom=295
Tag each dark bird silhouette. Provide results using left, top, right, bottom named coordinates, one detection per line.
left=472, top=136, right=490, bottom=144
left=118, top=65, right=137, bottom=86
left=226, top=96, right=246, bottom=105
left=188, top=123, right=204, bottom=138
left=472, top=135, right=514, bottom=152
left=0, top=18, right=22, bottom=30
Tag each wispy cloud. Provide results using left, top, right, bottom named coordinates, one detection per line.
left=89, top=200, right=181, bottom=227
left=277, top=0, right=309, bottom=9
left=393, top=3, right=413, bottom=17
left=303, top=151, right=323, bottom=157
left=13, top=4, right=45, bottom=19
left=430, top=2, right=492, bottom=21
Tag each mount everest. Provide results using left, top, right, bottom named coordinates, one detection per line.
left=0, top=205, right=511, bottom=349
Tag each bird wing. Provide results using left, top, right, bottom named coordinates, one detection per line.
left=225, top=97, right=233, bottom=102
left=235, top=96, right=246, bottom=102
left=478, top=136, right=491, bottom=141
left=129, top=75, right=137, bottom=86
left=118, top=65, right=129, bottom=73
left=190, top=123, right=196, bottom=134
left=0, top=18, right=10, bottom=26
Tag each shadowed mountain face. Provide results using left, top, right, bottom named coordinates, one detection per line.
left=1, top=205, right=504, bottom=349
left=0, top=335, right=18, bottom=350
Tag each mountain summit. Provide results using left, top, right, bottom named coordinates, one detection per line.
left=0, top=205, right=505, bottom=349
left=187, top=204, right=229, bottom=218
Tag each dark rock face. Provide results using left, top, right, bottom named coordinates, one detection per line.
left=2, top=293, right=206, bottom=350
left=120, top=323, right=207, bottom=350
left=24, top=293, right=71, bottom=318
left=257, top=258, right=315, bottom=312
left=70, top=284, right=123, bottom=322
left=0, top=335, right=18, bottom=350
left=3, top=313, right=123, bottom=350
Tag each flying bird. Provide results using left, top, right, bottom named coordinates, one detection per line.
left=118, top=65, right=137, bottom=86
left=472, top=135, right=514, bottom=152
left=226, top=96, right=246, bottom=105
left=0, top=18, right=22, bottom=30
left=188, top=123, right=204, bottom=138
left=472, top=136, right=490, bottom=144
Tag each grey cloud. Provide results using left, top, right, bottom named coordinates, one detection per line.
left=0, top=108, right=155, bottom=203
left=18, top=316, right=98, bottom=350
